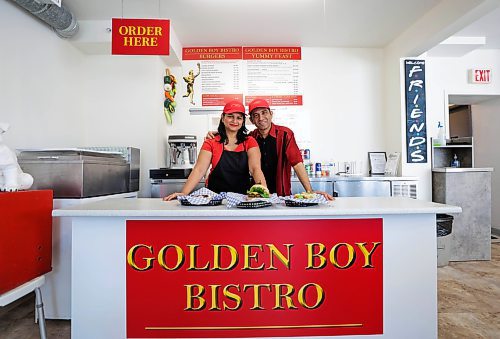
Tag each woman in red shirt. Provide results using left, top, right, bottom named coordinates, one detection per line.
left=163, top=100, right=267, bottom=200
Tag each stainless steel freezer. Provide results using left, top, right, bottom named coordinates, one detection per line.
left=18, top=148, right=138, bottom=198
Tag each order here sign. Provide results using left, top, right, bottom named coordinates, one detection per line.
left=112, top=18, right=170, bottom=55
left=126, top=219, right=383, bottom=338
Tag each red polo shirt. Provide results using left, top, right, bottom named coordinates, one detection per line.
left=250, top=123, right=303, bottom=196
left=201, top=135, right=259, bottom=183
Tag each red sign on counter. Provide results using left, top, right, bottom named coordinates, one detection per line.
left=112, top=18, right=170, bottom=55
left=126, top=219, right=383, bottom=338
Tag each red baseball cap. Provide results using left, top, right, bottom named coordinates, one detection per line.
left=223, top=100, right=246, bottom=114
left=248, top=98, right=270, bottom=114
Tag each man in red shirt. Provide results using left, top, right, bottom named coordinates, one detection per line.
left=248, top=98, right=333, bottom=199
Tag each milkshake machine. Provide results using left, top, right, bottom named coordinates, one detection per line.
left=167, top=135, right=197, bottom=169
left=149, top=135, right=200, bottom=197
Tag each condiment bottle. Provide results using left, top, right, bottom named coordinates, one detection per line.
left=434, top=121, right=446, bottom=146
left=451, top=154, right=460, bottom=168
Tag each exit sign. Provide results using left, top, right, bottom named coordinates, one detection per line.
left=469, top=69, right=491, bottom=84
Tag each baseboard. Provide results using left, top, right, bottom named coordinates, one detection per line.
left=0, top=293, right=33, bottom=317
left=492, top=227, right=500, bottom=243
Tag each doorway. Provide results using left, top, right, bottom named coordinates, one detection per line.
left=448, top=104, right=472, bottom=138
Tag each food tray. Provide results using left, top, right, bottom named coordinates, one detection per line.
left=237, top=201, right=272, bottom=209
left=180, top=199, right=223, bottom=206
left=285, top=200, right=318, bottom=207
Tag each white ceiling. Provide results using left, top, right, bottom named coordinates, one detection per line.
left=453, top=6, right=500, bottom=49
left=61, top=0, right=444, bottom=48
left=426, top=5, right=500, bottom=57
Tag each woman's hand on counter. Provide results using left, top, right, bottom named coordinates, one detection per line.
left=163, top=192, right=186, bottom=201
left=314, top=190, right=335, bottom=201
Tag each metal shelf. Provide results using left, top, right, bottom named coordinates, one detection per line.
left=433, top=145, right=472, bottom=148
left=431, top=137, right=474, bottom=168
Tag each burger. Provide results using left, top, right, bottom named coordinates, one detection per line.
left=247, top=184, right=270, bottom=198
left=294, top=192, right=315, bottom=199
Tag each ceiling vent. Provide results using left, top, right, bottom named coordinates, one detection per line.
left=10, top=0, right=79, bottom=38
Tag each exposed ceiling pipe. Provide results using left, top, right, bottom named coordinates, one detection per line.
left=9, top=0, right=79, bottom=38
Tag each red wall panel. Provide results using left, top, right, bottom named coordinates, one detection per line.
left=0, top=190, right=53, bottom=295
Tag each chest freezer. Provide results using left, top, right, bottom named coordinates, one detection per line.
left=18, top=149, right=132, bottom=198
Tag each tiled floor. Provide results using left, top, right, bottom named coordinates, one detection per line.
left=438, top=241, right=500, bottom=338
left=1, top=243, right=499, bottom=339
left=0, top=295, right=70, bottom=339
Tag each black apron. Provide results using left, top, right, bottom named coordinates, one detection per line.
left=207, top=143, right=251, bottom=194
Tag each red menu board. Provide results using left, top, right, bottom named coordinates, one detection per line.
left=243, top=47, right=301, bottom=60
left=126, top=218, right=383, bottom=338
left=183, top=47, right=243, bottom=60
left=202, top=94, right=244, bottom=106
left=181, top=46, right=303, bottom=108
left=245, top=95, right=303, bottom=106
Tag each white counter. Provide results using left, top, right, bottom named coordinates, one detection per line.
left=53, top=197, right=460, bottom=339
left=291, top=175, right=419, bottom=182
left=431, top=167, right=493, bottom=173
left=44, top=192, right=137, bottom=320
left=53, top=196, right=459, bottom=217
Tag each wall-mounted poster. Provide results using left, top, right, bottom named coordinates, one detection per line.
left=243, top=47, right=302, bottom=106
left=182, top=47, right=244, bottom=108
left=404, top=59, right=427, bottom=163
left=184, top=46, right=309, bottom=146
left=182, top=46, right=302, bottom=112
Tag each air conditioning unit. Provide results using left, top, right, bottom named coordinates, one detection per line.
left=391, top=181, right=418, bottom=199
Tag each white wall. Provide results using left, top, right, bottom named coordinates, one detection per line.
left=129, top=48, right=386, bottom=178
left=383, top=50, right=500, bottom=201
left=162, top=64, right=213, bottom=166
left=168, top=0, right=498, bottom=189
left=0, top=2, right=424, bottom=198
left=0, top=1, right=85, bottom=147
left=301, top=48, right=385, bottom=169
left=471, top=98, right=500, bottom=229
left=382, top=0, right=500, bottom=200
left=415, top=49, right=500, bottom=200
left=2, top=2, right=387, bottom=196
left=0, top=2, right=175, bottom=197
left=78, top=55, right=167, bottom=197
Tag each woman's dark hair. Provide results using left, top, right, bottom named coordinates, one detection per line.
left=217, top=113, right=248, bottom=144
